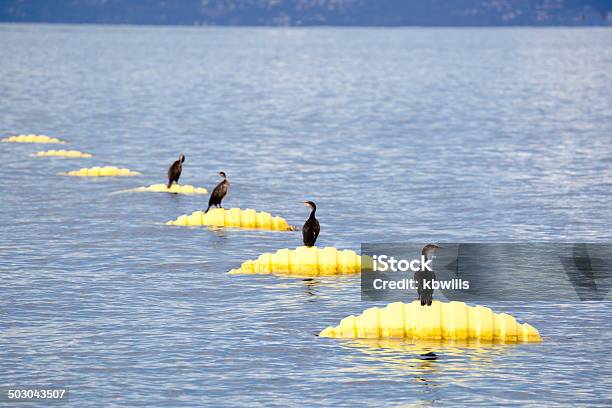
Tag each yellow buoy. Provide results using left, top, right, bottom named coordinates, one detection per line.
left=126, top=183, right=208, bottom=195
left=166, top=207, right=294, bottom=231
left=228, top=246, right=367, bottom=277
left=62, top=166, right=140, bottom=177
left=2, top=134, right=66, bottom=144
left=319, top=300, right=541, bottom=343
left=35, top=149, right=92, bottom=158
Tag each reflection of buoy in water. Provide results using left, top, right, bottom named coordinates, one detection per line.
left=419, top=352, right=438, bottom=360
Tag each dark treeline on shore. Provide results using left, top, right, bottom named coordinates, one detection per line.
left=0, top=0, right=610, bottom=26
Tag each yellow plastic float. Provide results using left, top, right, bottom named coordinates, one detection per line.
left=319, top=300, right=541, bottom=343
left=2, top=134, right=66, bottom=143
left=63, top=166, right=140, bottom=177
left=228, top=246, right=366, bottom=277
left=35, top=149, right=92, bottom=158
left=127, top=183, right=208, bottom=195
left=166, top=208, right=294, bottom=231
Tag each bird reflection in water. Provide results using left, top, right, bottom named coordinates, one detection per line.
left=205, top=226, right=231, bottom=245
left=418, top=351, right=438, bottom=361
left=336, top=337, right=515, bottom=387
left=302, top=278, right=320, bottom=300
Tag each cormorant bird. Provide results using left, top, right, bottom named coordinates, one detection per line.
left=206, top=171, right=229, bottom=213
left=167, top=154, right=185, bottom=188
left=415, top=244, right=441, bottom=306
left=302, top=201, right=320, bottom=247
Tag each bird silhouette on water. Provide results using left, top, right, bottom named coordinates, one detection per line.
left=167, top=154, right=185, bottom=188
left=302, top=201, right=320, bottom=247
left=415, top=245, right=442, bottom=361
left=415, top=244, right=441, bottom=306
left=206, top=171, right=229, bottom=213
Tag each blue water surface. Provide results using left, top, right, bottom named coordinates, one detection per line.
left=0, top=25, right=611, bottom=407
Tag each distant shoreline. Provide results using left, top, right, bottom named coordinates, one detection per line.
left=2, top=0, right=609, bottom=28
left=0, top=22, right=610, bottom=29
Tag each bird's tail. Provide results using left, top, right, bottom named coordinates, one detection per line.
left=167, top=180, right=172, bottom=189
left=419, top=293, right=433, bottom=306
left=205, top=205, right=211, bottom=214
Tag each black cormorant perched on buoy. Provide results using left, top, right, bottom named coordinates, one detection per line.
left=302, top=201, right=320, bottom=247
left=206, top=171, right=229, bottom=213
left=167, top=154, right=185, bottom=188
left=415, top=244, right=441, bottom=306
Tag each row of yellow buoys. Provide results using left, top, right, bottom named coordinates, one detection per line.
left=3, top=132, right=293, bottom=228
left=35, top=149, right=93, bottom=158
left=122, top=183, right=208, bottom=195
left=228, top=246, right=364, bottom=276
left=63, top=166, right=140, bottom=177
left=3, top=133, right=141, bottom=175
left=2, top=134, right=66, bottom=144
left=4, top=132, right=542, bottom=344
left=166, top=208, right=293, bottom=231
left=319, top=301, right=541, bottom=342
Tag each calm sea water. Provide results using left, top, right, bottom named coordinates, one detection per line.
left=0, top=24, right=611, bottom=407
